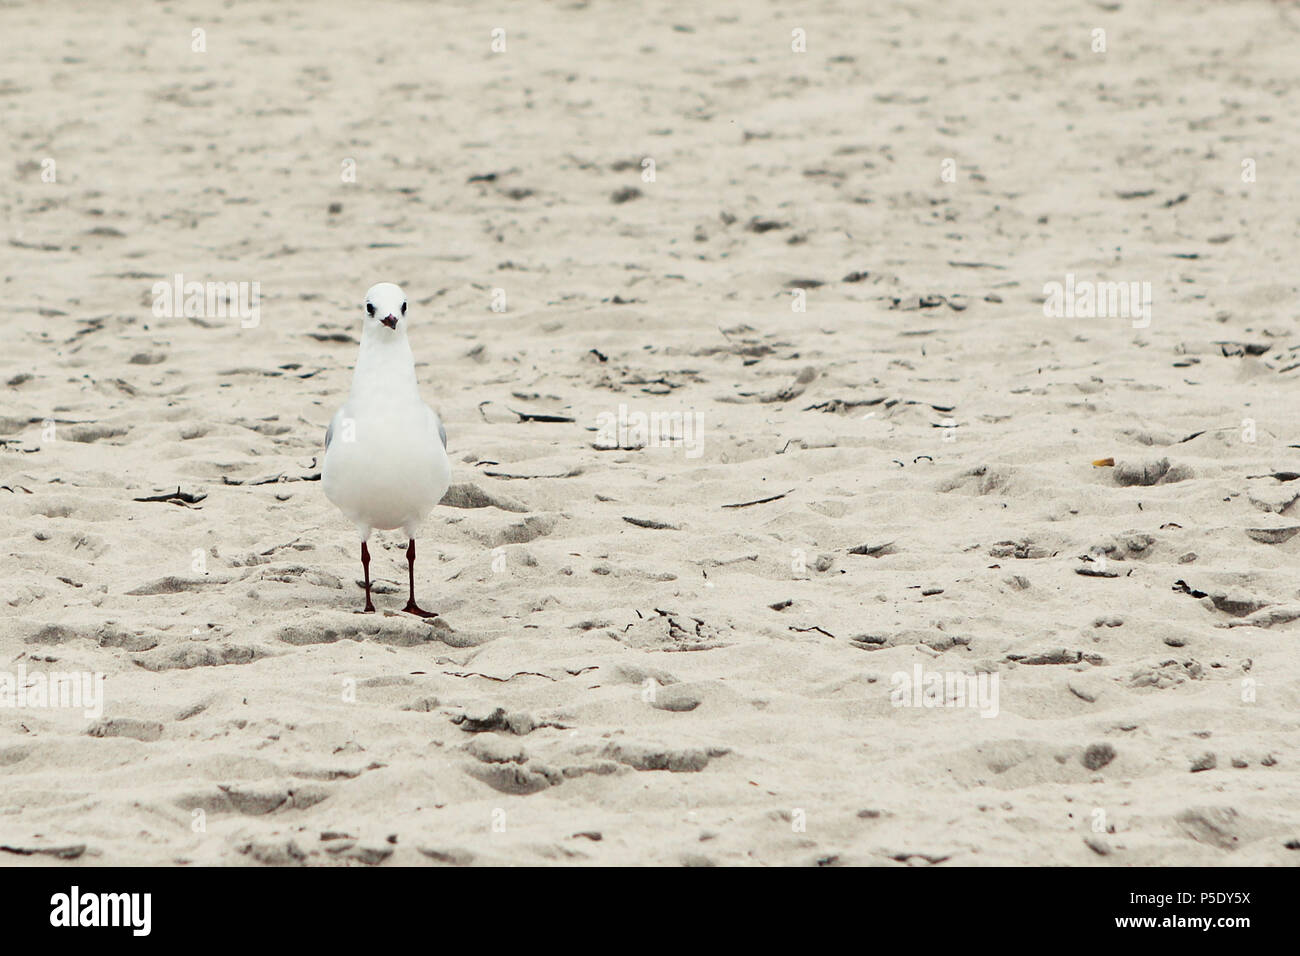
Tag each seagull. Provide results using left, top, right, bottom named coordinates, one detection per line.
left=322, top=283, right=451, bottom=616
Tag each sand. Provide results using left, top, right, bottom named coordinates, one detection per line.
left=2, top=0, right=1299, bottom=866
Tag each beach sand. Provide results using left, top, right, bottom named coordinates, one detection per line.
left=2, top=0, right=1299, bottom=865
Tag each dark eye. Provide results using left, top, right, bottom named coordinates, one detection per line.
left=366, top=303, right=375, bottom=317
left=401, top=302, right=407, bottom=315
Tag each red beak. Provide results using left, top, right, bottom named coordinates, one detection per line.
left=381, top=315, right=398, bottom=329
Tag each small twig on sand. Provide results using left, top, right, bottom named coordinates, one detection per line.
left=848, top=541, right=895, bottom=557
left=441, top=670, right=556, bottom=682
left=722, top=489, right=793, bottom=509
left=622, top=516, right=679, bottom=530
left=260, top=534, right=309, bottom=556
left=790, top=625, right=836, bottom=639
left=221, top=472, right=319, bottom=486
left=133, top=486, right=206, bottom=506
left=508, top=407, right=575, bottom=423
left=483, top=468, right=582, bottom=480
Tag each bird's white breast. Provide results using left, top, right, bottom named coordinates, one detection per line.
left=323, top=397, right=450, bottom=532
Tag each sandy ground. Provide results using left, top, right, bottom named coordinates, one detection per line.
left=2, top=0, right=1300, bottom=866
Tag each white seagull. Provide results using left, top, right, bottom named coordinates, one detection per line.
left=322, top=282, right=451, bottom=615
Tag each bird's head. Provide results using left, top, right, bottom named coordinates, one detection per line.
left=363, top=282, right=407, bottom=332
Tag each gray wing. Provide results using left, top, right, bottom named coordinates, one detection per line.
left=325, top=406, right=347, bottom=451
left=428, top=405, right=446, bottom=449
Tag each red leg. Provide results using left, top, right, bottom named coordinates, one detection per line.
left=402, top=538, right=436, bottom=617
left=360, top=541, right=375, bottom=613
